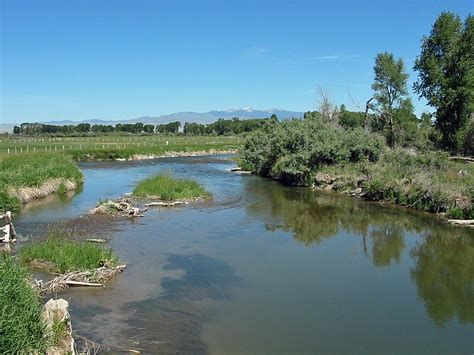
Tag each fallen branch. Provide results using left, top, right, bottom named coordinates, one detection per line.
left=36, top=264, right=127, bottom=294
left=63, top=280, right=103, bottom=287
left=447, top=219, right=474, bottom=226
left=145, top=201, right=183, bottom=207
left=450, top=156, right=474, bottom=163
left=85, top=238, right=107, bottom=243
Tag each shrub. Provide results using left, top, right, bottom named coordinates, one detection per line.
left=241, top=118, right=385, bottom=185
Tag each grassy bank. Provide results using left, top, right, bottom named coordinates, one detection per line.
left=20, top=233, right=117, bottom=273
left=317, top=150, right=474, bottom=219
left=0, top=254, right=49, bottom=353
left=0, top=154, right=83, bottom=212
left=133, top=173, right=211, bottom=201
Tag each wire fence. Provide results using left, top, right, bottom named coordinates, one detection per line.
left=0, top=136, right=242, bottom=155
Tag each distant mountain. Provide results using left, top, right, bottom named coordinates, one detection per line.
left=0, top=107, right=303, bottom=132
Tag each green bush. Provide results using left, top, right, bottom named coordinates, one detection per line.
left=241, top=118, right=385, bottom=185
left=0, top=254, right=49, bottom=353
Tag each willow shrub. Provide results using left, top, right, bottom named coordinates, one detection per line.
left=241, top=118, right=385, bottom=185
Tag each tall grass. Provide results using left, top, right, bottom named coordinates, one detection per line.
left=0, top=254, right=49, bottom=353
left=20, top=233, right=117, bottom=273
left=0, top=154, right=83, bottom=212
left=133, top=173, right=211, bottom=201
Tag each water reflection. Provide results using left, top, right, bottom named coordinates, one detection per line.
left=410, top=233, right=474, bottom=325
left=121, top=253, right=238, bottom=353
left=247, top=178, right=473, bottom=325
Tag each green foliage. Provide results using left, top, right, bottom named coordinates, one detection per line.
left=133, top=173, right=211, bottom=201
left=20, top=232, right=117, bottom=273
left=362, top=149, right=472, bottom=214
left=0, top=154, right=83, bottom=212
left=339, top=109, right=365, bottom=129
left=241, top=118, right=385, bottom=185
left=0, top=254, right=49, bottom=353
left=371, top=52, right=411, bottom=148
left=414, top=12, right=474, bottom=154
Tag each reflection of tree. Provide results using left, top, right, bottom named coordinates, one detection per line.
left=410, top=233, right=474, bottom=325
left=245, top=179, right=422, bottom=261
left=246, top=178, right=474, bottom=326
left=371, top=224, right=405, bottom=267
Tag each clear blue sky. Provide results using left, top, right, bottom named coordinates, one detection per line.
left=0, top=0, right=471, bottom=123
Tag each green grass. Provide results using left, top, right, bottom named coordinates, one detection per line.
left=0, top=254, right=50, bottom=353
left=0, top=135, right=241, bottom=160
left=133, top=173, right=211, bottom=201
left=19, top=232, right=117, bottom=273
left=0, top=154, right=83, bottom=212
left=318, top=149, right=474, bottom=218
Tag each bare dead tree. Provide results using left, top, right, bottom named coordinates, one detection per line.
left=317, top=86, right=340, bottom=126
left=346, top=87, right=362, bottom=111
left=364, top=97, right=374, bottom=131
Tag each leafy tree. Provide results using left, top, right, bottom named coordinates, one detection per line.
left=413, top=12, right=474, bottom=153
left=13, top=126, right=20, bottom=134
left=76, top=123, right=91, bottom=133
left=143, top=124, right=155, bottom=133
left=371, top=52, right=411, bottom=148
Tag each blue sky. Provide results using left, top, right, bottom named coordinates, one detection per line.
left=1, top=0, right=471, bottom=123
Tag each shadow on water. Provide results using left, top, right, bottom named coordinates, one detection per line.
left=120, top=253, right=238, bottom=353
left=246, top=178, right=474, bottom=326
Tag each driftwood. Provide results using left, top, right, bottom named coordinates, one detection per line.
left=63, top=281, right=103, bottom=287
left=450, top=156, right=474, bottom=163
left=36, top=264, right=127, bottom=294
left=447, top=219, right=474, bottom=227
left=145, top=201, right=183, bottom=207
left=89, top=199, right=145, bottom=217
left=85, top=238, right=107, bottom=243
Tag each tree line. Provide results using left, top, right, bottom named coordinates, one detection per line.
left=13, top=117, right=273, bottom=136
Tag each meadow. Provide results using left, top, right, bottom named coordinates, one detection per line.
left=0, top=134, right=241, bottom=160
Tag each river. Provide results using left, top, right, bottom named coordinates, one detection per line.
left=13, top=155, right=474, bottom=354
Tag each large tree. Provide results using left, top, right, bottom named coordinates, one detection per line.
left=413, top=12, right=473, bottom=153
left=371, top=52, right=411, bottom=148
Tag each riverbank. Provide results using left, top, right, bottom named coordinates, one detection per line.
left=313, top=149, right=473, bottom=220
left=0, top=154, right=83, bottom=212
left=0, top=149, right=236, bottom=213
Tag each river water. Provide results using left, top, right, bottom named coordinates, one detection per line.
left=13, top=155, right=473, bottom=354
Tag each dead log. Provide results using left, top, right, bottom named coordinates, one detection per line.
left=450, top=156, right=474, bottom=163
left=85, top=238, right=107, bottom=243
left=447, top=219, right=474, bottom=226
left=63, top=281, right=103, bottom=287
left=145, top=201, right=183, bottom=207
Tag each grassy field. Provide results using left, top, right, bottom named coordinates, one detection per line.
left=0, top=154, right=83, bottom=212
left=133, top=173, right=211, bottom=201
left=0, top=135, right=241, bottom=160
left=0, top=254, right=49, bottom=353
left=19, top=231, right=117, bottom=273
